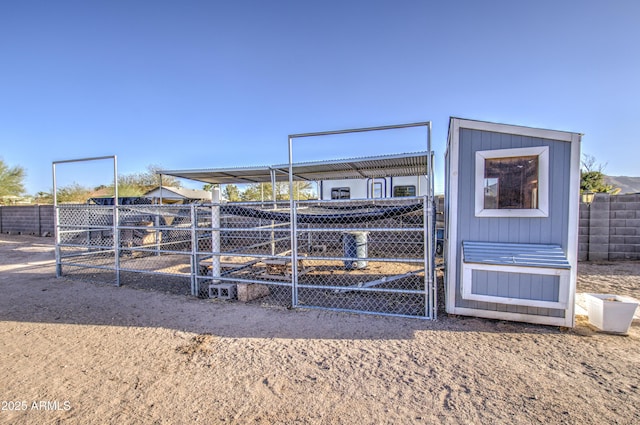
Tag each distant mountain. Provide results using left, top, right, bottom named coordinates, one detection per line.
left=604, top=176, right=640, bottom=194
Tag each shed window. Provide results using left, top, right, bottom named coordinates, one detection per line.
left=484, top=156, right=538, bottom=209
left=475, top=146, right=549, bottom=217
left=331, top=187, right=351, bottom=199
left=393, top=185, right=416, bottom=197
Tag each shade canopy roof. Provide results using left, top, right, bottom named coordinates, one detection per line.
left=158, top=151, right=430, bottom=185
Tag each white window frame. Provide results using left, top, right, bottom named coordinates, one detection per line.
left=475, top=146, right=549, bottom=217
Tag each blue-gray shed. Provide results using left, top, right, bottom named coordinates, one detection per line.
left=445, top=118, right=581, bottom=327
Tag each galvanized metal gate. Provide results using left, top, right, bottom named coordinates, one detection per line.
left=55, top=198, right=436, bottom=319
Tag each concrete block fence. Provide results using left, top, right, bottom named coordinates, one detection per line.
left=0, top=205, right=55, bottom=236
left=579, top=193, right=640, bottom=261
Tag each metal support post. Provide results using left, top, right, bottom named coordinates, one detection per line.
left=211, top=187, right=221, bottom=284
left=288, top=137, right=299, bottom=307
left=190, top=204, right=197, bottom=296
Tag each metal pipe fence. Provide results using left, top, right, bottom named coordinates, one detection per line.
left=56, top=197, right=436, bottom=318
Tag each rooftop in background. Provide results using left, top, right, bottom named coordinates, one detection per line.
left=158, top=151, right=430, bottom=185
left=143, top=186, right=213, bottom=202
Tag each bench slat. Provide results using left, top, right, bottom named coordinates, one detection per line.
left=462, top=241, right=571, bottom=269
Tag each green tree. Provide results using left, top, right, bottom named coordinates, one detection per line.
left=56, top=183, right=92, bottom=204
left=34, top=191, right=53, bottom=204
left=580, top=154, right=618, bottom=194
left=0, top=158, right=26, bottom=199
left=94, top=164, right=182, bottom=197
left=222, top=184, right=242, bottom=202
left=240, top=181, right=314, bottom=201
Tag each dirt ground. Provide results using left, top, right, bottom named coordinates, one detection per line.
left=0, top=234, right=638, bottom=424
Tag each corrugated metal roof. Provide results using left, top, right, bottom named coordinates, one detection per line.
left=159, top=151, right=430, bottom=184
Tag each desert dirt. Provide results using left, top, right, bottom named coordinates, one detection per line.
left=0, top=234, right=638, bottom=424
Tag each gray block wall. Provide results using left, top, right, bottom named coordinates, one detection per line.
left=579, top=193, right=640, bottom=261
left=0, top=205, right=55, bottom=236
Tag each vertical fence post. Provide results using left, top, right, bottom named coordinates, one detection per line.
left=52, top=162, right=62, bottom=277
left=423, top=197, right=430, bottom=318
left=270, top=168, right=277, bottom=256
left=113, top=158, right=120, bottom=287
left=211, top=187, right=221, bottom=285
left=288, top=136, right=299, bottom=307
left=114, top=204, right=120, bottom=286
left=425, top=123, right=435, bottom=319
left=190, top=204, right=197, bottom=296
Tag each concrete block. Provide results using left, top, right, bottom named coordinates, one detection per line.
left=591, top=193, right=611, bottom=203
left=588, top=235, right=609, bottom=245
left=610, top=245, right=635, bottom=253
left=625, top=219, right=640, bottom=228
left=237, top=283, right=271, bottom=302
left=609, top=252, right=638, bottom=260
left=588, top=227, right=609, bottom=236
left=609, top=236, right=624, bottom=244
left=609, top=219, right=627, bottom=228
left=588, top=252, right=609, bottom=261
left=612, top=210, right=635, bottom=219
left=613, top=227, right=637, bottom=236
left=588, top=218, right=610, bottom=228
left=208, top=283, right=237, bottom=300
left=589, top=210, right=610, bottom=220
left=625, top=236, right=640, bottom=245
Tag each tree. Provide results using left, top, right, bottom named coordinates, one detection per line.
left=0, top=158, right=26, bottom=199
left=34, top=191, right=53, bottom=204
left=222, top=184, right=242, bottom=202
left=240, top=181, right=314, bottom=201
left=92, top=164, right=182, bottom=197
left=580, top=154, right=618, bottom=194
left=56, top=183, right=92, bottom=204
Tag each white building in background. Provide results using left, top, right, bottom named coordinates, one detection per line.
left=143, top=186, right=212, bottom=204
left=318, top=175, right=430, bottom=200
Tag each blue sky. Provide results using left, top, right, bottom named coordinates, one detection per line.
left=1, top=0, right=639, bottom=195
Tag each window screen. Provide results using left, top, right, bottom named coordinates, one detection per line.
left=331, top=187, right=350, bottom=199
left=393, top=185, right=416, bottom=197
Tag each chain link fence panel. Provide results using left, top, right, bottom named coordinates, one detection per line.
left=56, top=198, right=435, bottom=318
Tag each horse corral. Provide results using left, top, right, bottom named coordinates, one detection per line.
left=54, top=122, right=438, bottom=319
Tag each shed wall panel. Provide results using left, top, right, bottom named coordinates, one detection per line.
left=454, top=128, right=572, bottom=315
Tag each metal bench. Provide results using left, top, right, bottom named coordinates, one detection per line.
left=461, top=241, right=571, bottom=309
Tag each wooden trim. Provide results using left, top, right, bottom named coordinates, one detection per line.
left=454, top=118, right=576, bottom=142
left=474, top=146, right=549, bottom=218
left=564, top=132, right=583, bottom=327
left=446, top=306, right=571, bottom=327
left=445, top=118, right=461, bottom=314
